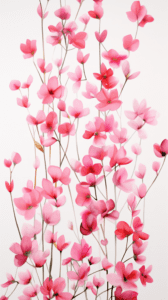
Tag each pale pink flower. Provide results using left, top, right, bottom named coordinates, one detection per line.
left=37, top=59, right=52, bottom=73
left=11, top=152, right=21, bottom=165
left=139, top=14, right=154, bottom=27
left=37, top=4, right=48, bottom=18
left=42, top=203, right=60, bottom=226
left=26, top=110, right=46, bottom=125
left=32, top=250, right=50, bottom=268
left=40, top=136, right=57, bottom=147
left=67, top=262, right=90, bottom=286
left=68, top=66, right=82, bottom=93
left=4, top=159, right=12, bottom=168
left=125, top=99, right=149, bottom=120
left=52, top=277, right=72, bottom=300
left=152, top=161, right=160, bottom=173
left=135, top=164, right=146, bottom=179
left=127, top=193, right=140, bottom=217
left=83, top=117, right=106, bottom=146
left=18, top=270, right=32, bottom=285
left=122, top=60, right=140, bottom=80
left=131, top=143, right=142, bottom=155
left=102, top=257, right=113, bottom=270
left=133, top=242, right=148, bottom=264
left=79, top=14, right=90, bottom=25
left=113, top=168, right=134, bottom=192
left=37, top=76, right=65, bottom=104
left=70, top=239, right=91, bottom=261
left=56, top=235, right=71, bottom=252
left=123, top=35, right=139, bottom=52
left=63, top=21, right=78, bottom=36
left=110, top=127, right=127, bottom=144
left=68, top=99, right=89, bottom=118
left=96, top=88, right=122, bottom=111
left=82, top=82, right=98, bottom=99
left=58, top=122, right=76, bottom=137
left=21, top=220, right=41, bottom=239
left=126, top=1, right=147, bottom=22
left=20, top=40, right=37, bottom=59
left=133, top=183, right=147, bottom=198
left=93, top=275, right=105, bottom=288
left=54, top=6, right=71, bottom=20
left=95, top=30, right=107, bottom=43
left=45, top=230, right=57, bottom=243
left=22, top=75, right=33, bottom=88
left=9, top=80, right=21, bottom=90
left=48, top=166, right=71, bottom=185
left=68, top=32, right=87, bottom=49
left=17, top=96, right=30, bottom=108
left=22, top=285, right=40, bottom=297
left=77, top=50, right=90, bottom=64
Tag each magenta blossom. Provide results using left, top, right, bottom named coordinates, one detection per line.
left=115, top=286, right=138, bottom=300
left=55, top=6, right=71, bottom=20
left=96, top=88, right=122, bottom=111
left=126, top=1, right=147, bottom=23
left=139, top=14, right=154, bottom=27
left=93, top=63, right=118, bottom=89
left=139, top=265, right=153, bottom=286
left=67, top=262, right=90, bottom=286
left=108, top=145, right=132, bottom=168
left=42, top=179, right=66, bottom=207
left=88, top=4, right=104, bottom=19
left=102, top=49, right=127, bottom=68
left=20, top=39, right=37, bottom=59
left=83, top=117, right=106, bottom=146
left=70, top=239, right=92, bottom=261
left=153, top=139, right=168, bottom=157
left=40, top=111, right=57, bottom=137
left=80, top=155, right=102, bottom=176
left=123, top=34, right=139, bottom=52
left=38, top=76, right=64, bottom=104
left=80, top=210, right=98, bottom=235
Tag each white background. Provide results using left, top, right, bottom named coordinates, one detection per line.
left=0, top=0, right=168, bottom=299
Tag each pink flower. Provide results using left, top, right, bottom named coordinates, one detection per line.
left=131, top=143, right=142, bottom=155
left=37, top=59, right=52, bottom=73
left=110, top=127, right=127, bottom=144
left=96, top=88, right=122, bottom=112
left=14, top=190, right=42, bottom=220
left=63, top=21, right=78, bottom=36
left=86, top=282, right=97, bottom=295
left=10, top=236, right=38, bottom=267
left=89, top=256, right=101, bottom=265
left=79, top=14, right=90, bottom=25
left=115, top=286, right=138, bottom=300
left=143, top=109, right=158, bottom=125
left=122, top=61, right=140, bottom=80
left=21, top=220, right=42, bottom=239
left=133, top=183, right=147, bottom=198
left=68, top=99, right=89, bottom=118
left=152, top=161, right=160, bottom=173
left=42, top=179, right=66, bottom=207
left=88, top=4, right=104, bottom=19
left=109, top=146, right=132, bottom=168
left=68, top=32, right=87, bottom=49
left=48, top=166, right=71, bottom=185
left=37, top=4, right=48, bottom=18
left=77, top=50, right=90, bottom=64
left=80, top=210, right=98, bottom=235
left=20, top=39, right=37, bottom=59
left=52, top=277, right=72, bottom=299
left=54, top=6, right=71, bottom=20
left=101, top=239, right=108, bottom=246
left=58, top=122, right=75, bottom=137
left=69, top=158, right=81, bottom=173
left=93, top=275, right=105, bottom=289
left=23, top=284, right=40, bottom=297
left=26, top=110, right=46, bottom=126
left=83, top=117, right=106, bottom=146
left=133, top=242, right=148, bottom=264
left=139, top=14, right=154, bottom=27
left=0, top=297, right=8, bottom=300
left=98, top=199, right=119, bottom=222
left=18, top=270, right=32, bottom=285
left=95, top=30, right=107, bottom=43
left=1, top=274, right=15, bottom=288
left=80, top=174, right=104, bottom=188
left=56, top=235, right=70, bottom=252
left=32, top=250, right=50, bottom=268
left=82, top=81, right=98, bottom=99
left=68, top=66, right=82, bottom=93
left=80, top=155, right=102, bottom=176
left=128, top=117, right=146, bottom=139
left=4, top=159, right=12, bottom=168
left=45, top=230, right=57, bottom=243
left=68, top=262, right=90, bottom=286
left=5, top=180, right=14, bottom=193
left=76, top=184, right=92, bottom=206
left=126, top=1, right=147, bottom=22
left=89, top=145, right=109, bottom=161
left=33, top=157, right=40, bottom=169
left=47, top=24, right=62, bottom=46
left=71, top=239, right=92, bottom=261
left=139, top=265, right=153, bottom=286
left=135, top=163, right=146, bottom=179
left=102, top=49, right=127, bottom=68
left=40, top=136, right=57, bottom=147
left=133, top=217, right=149, bottom=246
left=40, top=277, right=53, bottom=299
left=93, top=63, right=118, bottom=89
left=123, top=35, right=139, bottom=52
left=9, top=80, right=21, bottom=90
left=11, top=152, right=21, bottom=165
left=102, top=257, right=113, bottom=270
left=57, top=100, right=66, bottom=111
left=107, top=262, right=139, bottom=291
left=153, top=139, right=168, bottom=157
left=42, top=203, right=60, bottom=226
left=37, top=76, right=65, bottom=104
left=40, top=112, right=57, bottom=137
left=115, top=221, right=133, bottom=240
left=125, top=99, right=149, bottom=120
left=17, top=96, right=31, bottom=108
left=22, top=75, right=33, bottom=89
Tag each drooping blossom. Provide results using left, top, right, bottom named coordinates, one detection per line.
left=54, top=235, right=70, bottom=252
left=143, top=109, right=158, bottom=125
left=68, top=262, right=90, bottom=286
left=32, top=250, right=50, bottom=268
left=133, top=217, right=149, bottom=246
left=139, top=265, right=153, bottom=286
left=153, top=139, right=168, bottom=157
left=68, top=66, right=82, bottom=93
left=152, top=161, right=160, bottom=173
left=1, top=274, right=15, bottom=288
left=63, top=21, right=78, bottom=36
left=20, top=40, right=37, bottom=59
left=52, top=277, right=72, bottom=300
left=48, top=166, right=71, bottom=185
left=96, top=88, right=122, bottom=111
left=57, top=100, right=66, bottom=112
left=122, top=60, right=140, bottom=80
left=133, top=242, right=148, bottom=264
left=11, top=152, right=22, bottom=165
left=123, top=35, right=139, bottom=52
left=95, top=30, right=107, bottom=43
left=80, top=210, right=98, bottom=235
left=54, top=6, right=71, bottom=20
left=115, top=286, right=138, bottom=300
left=26, top=110, right=46, bottom=126
left=82, top=82, right=98, bottom=99
left=110, top=127, right=127, bottom=144
left=22, top=284, right=40, bottom=297
left=135, top=163, right=146, bottom=179
left=126, top=1, right=147, bottom=22
left=37, top=4, right=49, bottom=18
left=18, top=270, right=32, bottom=285
left=93, top=275, right=105, bottom=289
left=68, top=99, right=89, bottom=118
left=9, top=80, right=21, bottom=91
left=68, top=32, right=87, bottom=49
left=58, top=122, right=75, bottom=137
left=75, top=184, right=92, bottom=206
left=45, top=230, right=57, bottom=244
left=37, top=59, right=52, bottom=73
left=42, top=203, right=60, bottom=226
left=108, top=146, right=132, bottom=168
left=79, top=14, right=90, bottom=25
left=102, top=257, right=113, bottom=270
left=22, top=75, right=33, bottom=89
left=88, top=4, right=104, bottom=19
left=125, top=99, right=149, bottom=120
left=21, top=220, right=42, bottom=239
left=93, top=63, right=118, bottom=89
left=5, top=180, right=14, bottom=193
left=107, top=262, right=139, bottom=291
left=42, top=179, right=66, bottom=207
left=89, top=256, right=101, bottom=265
left=37, top=76, right=64, bottom=104
left=86, top=282, right=97, bottom=296
left=127, top=193, right=140, bottom=217
left=71, top=239, right=92, bottom=261
left=80, top=155, right=102, bottom=176
left=83, top=117, right=106, bottom=146
left=131, top=143, right=142, bottom=155
left=102, top=49, right=127, bottom=68
left=115, top=221, right=133, bottom=240
left=17, top=96, right=31, bottom=108
left=139, top=14, right=154, bottom=27
left=40, top=111, right=57, bottom=137
left=10, top=236, right=38, bottom=267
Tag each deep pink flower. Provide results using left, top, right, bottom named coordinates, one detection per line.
left=68, top=262, right=90, bottom=286
left=80, top=210, right=98, bottom=235
left=70, top=239, right=92, bottom=261
left=63, top=21, right=78, bottom=36
left=126, top=1, right=147, bottom=22
left=26, top=110, right=46, bottom=126
left=4, top=159, right=12, bottom=168
left=68, top=99, right=89, bottom=118
left=108, top=146, right=132, bottom=168
left=153, top=139, right=168, bottom=157
left=77, top=50, right=90, bottom=64
left=42, top=179, right=66, bottom=207
left=102, top=49, right=127, bottom=68
left=68, top=32, right=87, bottom=49
left=76, top=184, right=92, bottom=206
left=83, top=117, right=106, bottom=146
left=56, top=235, right=70, bottom=252
left=42, top=203, right=60, bottom=226
left=122, top=61, right=140, bottom=80
left=79, top=14, right=90, bottom=25
left=45, top=230, right=57, bottom=243
left=133, top=217, right=149, bottom=246
left=115, top=286, right=138, bottom=300
left=88, top=4, right=104, bottom=19
left=97, top=199, right=119, bottom=223
left=58, top=122, right=75, bottom=137
left=107, top=261, right=139, bottom=291
left=5, top=180, right=14, bottom=193
left=38, top=76, right=65, bottom=104
left=52, top=277, right=72, bottom=299
left=1, top=274, right=15, bottom=288
left=96, top=88, right=122, bottom=111
left=93, top=63, right=118, bottom=89
left=82, top=81, right=98, bottom=99
left=95, top=30, right=107, bottom=43
left=9, top=80, right=21, bottom=91
left=68, top=66, right=82, bottom=93
left=17, top=96, right=31, bottom=108
left=20, top=40, right=37, bottom=59
left=40, top=111, right=57, bottom=137
left=10, top=236, right=38, bottom=267
left=102, top=257, right=113, bottom=270
left=80, top=155, right=102, bottom=176
left=48, top=166, right=71, bottom=185
left=89, top=145, right=109, bottom=161
left=123, top=35, right=139, bottom=52
left=115, top=221, right=133, bottom=240
left=22, top=75, right=33, bottom=89
left=11, top=152, right=22, bottom=165
left=55, top=6, right=71, bottom=20
left=0, top=297, right=8, bottom=300
left=40, top=277, right=53, bottom=299
left=37, top=59, right=52, bottom=73
left=139, top=265, right=153, bottom=286
left=139, top=14, right=154, bottom=27
left=133, top=242, right=148, bottom=264
left=18, top=270, right=32, bottom=285
left=14, top=190, right=42, bottom=220
left=32, top=250, right=50, bottom=268
left=21, top=220, right=41, bottom=239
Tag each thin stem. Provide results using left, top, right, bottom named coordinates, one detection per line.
left=10, top=193, right=22, bottom=240
left=49, top=226, right=54, bottom=279
left=59, top=251, right=62, bottom=277
left=88, top=269, right=104, bottom=277
left=102, top=160, right=108, bottom=199
left=75, top=119, right=80, bottom=161
left=92, top=233, right=106, bottom=256
left=68, top=185, right=80, bottom=241
left=7, top=282, right=19, bottom=298
left=121, top=237, right=128, bottom=261
left=60, top=135, right=70, bottom=167
left=123, top=256, right=134, bottom=264
left=33, top=57, right=43, bottom=83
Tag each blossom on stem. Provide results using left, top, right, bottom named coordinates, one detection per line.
left=4, top=159, right=12, bottom=168
left=82, top=81, right=98, bottom=99
left=115, top=286, right=138, bottom=300
left=102, top=257, right=113, bottom=270
left=96, top=88, right=122, bottom=111
left=127, top=193, right=140, bottom=217
left=48, top=166, right=71, bottom=185
left=68, top=262, right=90, bottom=286
left=126, top=1, right=147, bottom=22
left=80, top=210, right=98, bottom=235
left=125, top=99, right=149, bottom=120
left=77, top=50, right=90, bottom=64
left=68, top=99, right=89, bottom=118
left=89, top=145, right=109, bottom=161
left=42, top=179, right=66, bottom=207
left=58, top=122, right=75, bottom=137
left=22, top=284, right=40, bottom=297
left=123, top=35, right=139, bottom=52
left=83, top=117, right=106, bottom=146
left=102, top=49, right=127, bottom=68
left=63, top=21, right=78, bottom=36
left=37, top=59, right=52, bottom=73
left=75, top=184, right=92, bottom=206
left=133, top=217, right=149, bottom=246
left=71, top=239, right=92, bottom=261
left=40, top=111, right=57, bottom=137
left=95, top=30, right=107, bottom=43
left=45, top=230, right=57, bottom=244
left=80, top=155, right=102, bottom=176
left=139, top=265, right=153, bottom=286
left=52, top=277, right=72, bottom=300
left=110, top=127, right=127, bottom=144
left=153, top=139, right=168, bottom=157
left=68, top=32, right=87, bottom=49
left=79, top=14, right=90, bottom=25
left=122, top=60, right=140, bottom=80
left=135, top=164, right=146, bottom=179
left=21, top=220, right=42, bottom=239
left=152, top=161, right=160, bottom=173
left=55, top=235, right=70, bottom=252
left=37, top=76, right=65, bottom=104
left=93, top=63, right=118, bottom=89
left=5, top=180, right=14, bottom=193
left=1, top=274, right=15, bottom=288
left=40, top=277, right=53, bottom=299
left=139, top=14, right=154, bottom=27
left=108, top=146, right=132, bottom=168
left=93, top=275, right=105, bottom=288
left=54, top=6, right=71, bottom=20
left=17, top=96, right=31, bottom=108
left=68, top=66, right=82, bottom=93
left=9, top=80, right=21, bottom=91
left=115, top=221, right=133, bottom=240
left=18, top=270, right=32, bottom=285
left=42, top=203, right=60, bottom=226
left=11, top=152, right=21, bottom=165
left=20, top=40, right=37, bottom=59
left=26, top=110, right=46, bottom=126
left=133, top=241, right=148, bottom=264
left=22, top=75, right=33, bottom=89
left=32, top=250, right=50, bottom=268
left=88, top=4, right=104, bottom=19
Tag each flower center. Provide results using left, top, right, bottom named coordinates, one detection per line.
left=94, top=132, right=99, bottom=136
left=24, top=251, right=31, bottom=257
left=112, top=58, right=117, bottom=61
left=107, top=100, right=111, bottom=104
left=161, top=151, right=166, bottom=156
left=123, top=276, right=127, bottom=282
left=86, top=194, right=91, bottom=199
left=27, top=206, right=33, bottom=210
